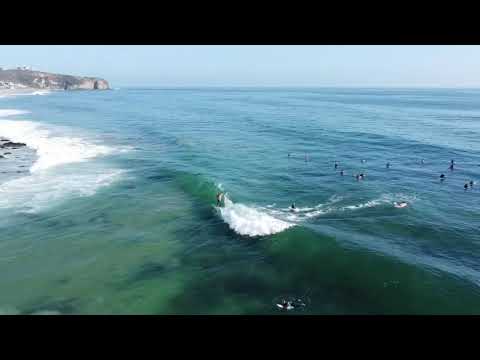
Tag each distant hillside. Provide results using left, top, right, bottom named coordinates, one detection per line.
left=0, top=69, right=110, bottom=90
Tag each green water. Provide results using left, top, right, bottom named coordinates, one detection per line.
left=0, top=88, right=479, bottom=314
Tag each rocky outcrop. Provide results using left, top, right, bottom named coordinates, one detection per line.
left=0, top=141, right=26, bottom=148
left=0, top=69, right=110, bottom=90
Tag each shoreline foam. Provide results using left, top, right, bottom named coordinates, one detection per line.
left=0, top=88, right=41, bottom=98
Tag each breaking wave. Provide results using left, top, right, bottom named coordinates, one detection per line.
left=0, top=111, right=128, bottom=213
left=0, top=119, right=115, bottom=173
left=217, top=195, right=294, bottom=237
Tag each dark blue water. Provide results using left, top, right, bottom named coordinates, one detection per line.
left=0, top=88, right=479, bottom=314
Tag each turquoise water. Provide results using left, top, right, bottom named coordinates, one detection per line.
left=0, top=88, right=479, bottom=314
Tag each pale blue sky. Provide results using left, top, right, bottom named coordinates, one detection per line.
left=1, top=45, right=480, bottom=87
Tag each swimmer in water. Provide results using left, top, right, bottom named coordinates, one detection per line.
left=355, top=174, right=360, bottom=181
left=361, top=159, right=366, bottom=163
left=470, top=180, right=474, bottom=188
left=421, top=159, right=425, bottom=165
left=290, top=203, right=296, bottom=211
left=464, top=183, right=469, bottom=191
left=440, top=173, right=445, bottom=181
left=334, top=161, right=338, bottom=169
left=340, top=169, right=344, bottom=176
left=386, top=162, right=390, bottom=169
left=359, top=173, right=365, bottom=180
left=449, top=163, right=454, bottom=171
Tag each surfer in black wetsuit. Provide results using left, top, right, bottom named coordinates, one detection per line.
left=290, top=203, right=296, bottom=211
left=340, top=169, right=344, bottom=176
left=440, top=173, right=445, bottom=181
left=386, top=162, right=390, bottom=169
left=464, top=183, right=469, bottom=191
left=470, top=180, right=474, bottom=188
left=449, top=159, right=455, bottom=170
left=334, top=161, right=338, bottom=169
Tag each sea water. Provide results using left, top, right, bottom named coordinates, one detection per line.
left=0, top=87, right=479, bottom=314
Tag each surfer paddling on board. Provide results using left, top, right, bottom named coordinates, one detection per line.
left=216, top=192, right=224, bottom=207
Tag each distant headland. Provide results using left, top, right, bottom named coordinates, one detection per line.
left=0, top=66, right=110, bottom=91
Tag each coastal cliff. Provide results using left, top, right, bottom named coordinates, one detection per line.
left=0, top=69, right=110, bottom=90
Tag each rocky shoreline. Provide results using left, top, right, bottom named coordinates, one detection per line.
left=0, top=69, right=109, bottom=91
left=0, top=137, right=35, bottom=180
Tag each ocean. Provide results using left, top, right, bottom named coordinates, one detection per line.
left=0, top=87, right=479, bottom=314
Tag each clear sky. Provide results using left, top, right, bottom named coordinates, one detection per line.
left=1, top=45, right=480, bottom=88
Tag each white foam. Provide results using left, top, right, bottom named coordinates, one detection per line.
left=0, top=120, right=114, bottom=173
left=0, top=115, right=127, bottom=213
left=262, top=195, right=344, bottom=222
left=12, top=90, right=52, bottom=96
left=28, top=90, right=51, bottom=96
left=218, top=196, right=294, bottom=237
left=0, top=90, right=51, bottom=99
left=0, top=168, right=125, bottom=213
left=341, top=193, right=417, bottom=212
left=342, top=199, right=384, bottom=211
left=259, top=193, right=417, bottom=223
left=0, top=109, right=30, bottom=117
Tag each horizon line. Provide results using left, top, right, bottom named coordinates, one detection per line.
left=114, top=85, right=480, bottom=90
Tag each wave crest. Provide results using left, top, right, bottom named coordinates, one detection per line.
left=218, top=195, right=294, bottom=237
